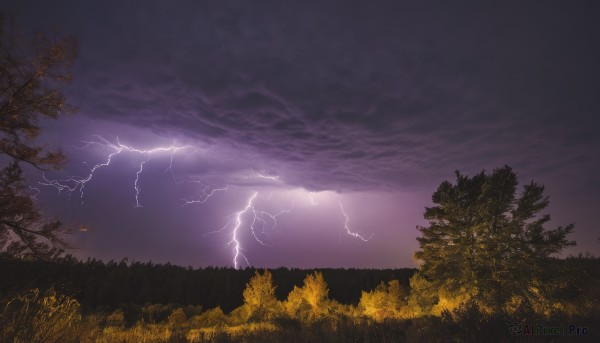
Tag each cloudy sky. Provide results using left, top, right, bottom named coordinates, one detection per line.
left=4, top=0, right=599, bottom=268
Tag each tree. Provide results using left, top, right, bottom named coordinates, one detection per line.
left=405, top=272, right=439, bottom=317
left=0, top=163, right=66, bottom=257
left=358, top=280, right=407, bottom=321
left=284, top=271, right=331, bottom=321
left=241, top=270, right=281, bottom=321
left=414, top=166, right=575, bottom=310
left=0, top=15, right=77, bottom=258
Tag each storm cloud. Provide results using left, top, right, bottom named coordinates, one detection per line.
left=4, top=0, right=600, bottom=267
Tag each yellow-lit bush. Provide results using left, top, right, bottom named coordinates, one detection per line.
left=430, top=286, right=473, bottom=316
left=97, top=322, right=171, bottom=343
left=141, top=303, right=176, bottom=324
left=405, top=272, right=438, bottom=317
left=106, top=309, right=125, bottom=327
left=0, top=289, right=83, bottom=343
left=284, top=271, right=332, bottom=322
left=242, top=270, right=283, bottom=321
left=358, top=280, right=406, bottom=321
left=168, top=307, right=187, bottom=326
left=189, top=306, right=228, bottom=327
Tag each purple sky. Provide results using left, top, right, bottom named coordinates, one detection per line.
left=4, top=1, right=600, bottom=268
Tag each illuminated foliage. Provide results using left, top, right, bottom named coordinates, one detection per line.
left=302, top=271, right=329, bottom=310
left=190, top=307, right=227, bottom=327
left=242, top=270, right=282, bottom=321
left=285, top=271, right=331, bottom=321
left=358, top=280, right=407, bottom=321
left=106, top=309, right=125, bottom=327
left=1, top=263, right=598, bottom=342
left=405, top=272, right=438, bottom=317
left=168, top=307, right=187, bottom=326
left=0, top=289, right=82, bottom=343
left=414, top=166, right=576, bottom=311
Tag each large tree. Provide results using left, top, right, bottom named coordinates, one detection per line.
left=414, top=166, right=575, bottom=309
left=0, top=15, right=77, bottom=258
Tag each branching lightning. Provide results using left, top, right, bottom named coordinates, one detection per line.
left=204, top=191, right=294, bottom=269
left=181, top=181, right=229, bottom=205
left=224, top=192, right=257, bottom=269
left=39, top=136, right=373, bottom=269
left=39, top=136, right=187, bottom=206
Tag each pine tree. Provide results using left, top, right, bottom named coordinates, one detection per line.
left=414, top=166, right=575, bottom=308
left=0, top=162, right=65, bottom=257
left=0, top=15, right=77, bottom=258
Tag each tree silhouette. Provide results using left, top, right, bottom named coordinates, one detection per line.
left=0, top=15, right=77, bottom=258
left=414, top=166, right=575, bottom=309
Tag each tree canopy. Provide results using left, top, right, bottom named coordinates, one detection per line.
left=242, top=270, right=281, bottom=321
left=414, top=166, right=575, bottom=309
left=0, top=15, right=77, bottom=258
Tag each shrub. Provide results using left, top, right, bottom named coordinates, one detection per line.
left=0, top=289, right=83, bottom=343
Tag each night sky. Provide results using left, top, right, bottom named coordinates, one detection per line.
left=4, top=1, right=599, bottom=268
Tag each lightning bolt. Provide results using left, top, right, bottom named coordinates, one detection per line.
left=181, top=181, right=228, bottom=205
left=252, top=203, right=294, bottom=238
left=39, top=135, right=372, bottom=269
left=251, top=168, right=280, bottom=181
left=39, top=136, right=187, bottom=206
left=339, top=201, right=374, bottom=242
left=203, top=190, right=295, bottom=268
left=228, top=192, right=257, bottom=269
left=134, top=156, right=150, bottom=207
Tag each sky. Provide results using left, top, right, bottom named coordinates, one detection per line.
left=3, top=1, right=599, bottom=268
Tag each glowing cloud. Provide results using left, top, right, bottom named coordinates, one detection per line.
left=40, top=136, right=188, bottom=206
left=40, top=136, right=373, bottom=269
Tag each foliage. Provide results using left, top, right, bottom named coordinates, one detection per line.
left=0, top=256, right=414, bottom=313
left=141, top=303, right=178, bottom=324
left=414, top=166, right=576, bottom=310
left=284, top=271, right=332, bottom=321
left=358, top=280, right=407, bottom=321
left=405, top=271, right=438, bottom=317
left=190, top=307, right=227, bottom=328
left=0, top=14, right=77, bottom=258
left=1, top=259, right=599, bottom=342
left=0, top=15, right=76, bottom=168
left=168, top=308, right=187, bottom=326
left=106, top=309, right=125, bottom=327
left=0, top=162, right=69, bottom=258
left=241, top=270, right=282, bottom=321
left=0, top=289, right=82, bottom=343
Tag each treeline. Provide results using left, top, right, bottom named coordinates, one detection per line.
left=0, top=255, right=415, bottom=313
left=2, top=255, right=599, bottom=342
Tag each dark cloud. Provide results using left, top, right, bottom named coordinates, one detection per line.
left=3, top=1, right=600, bottom=266
left=42, top=0, right=597, bottom=193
